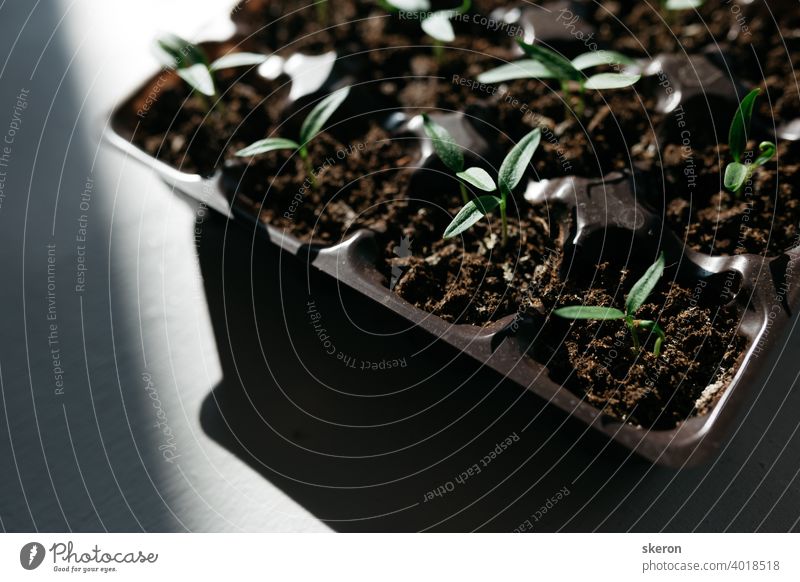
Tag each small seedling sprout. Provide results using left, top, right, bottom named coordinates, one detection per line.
left=380, top=0, right=471, bottom=61
left=156, top=33, right=268, bottom=110
left=723, top=88, right=777, bottom=194
left=421, top=114, right=472, bottom=204
left=478, top=40, right=640, bottom=116
left=442, top=126, right=541, bottom=247
left=235, top=86, right=351, bottom=187
left=554, top=252, right=667, bottom=357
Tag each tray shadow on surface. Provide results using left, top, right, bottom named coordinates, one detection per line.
left=194, top=210, right=676, bottom=532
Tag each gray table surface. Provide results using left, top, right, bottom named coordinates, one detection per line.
left=1, top=0, right=799, bottom=533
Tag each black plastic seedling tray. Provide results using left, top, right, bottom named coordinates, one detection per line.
left=106, top=1, right=800, bottom=467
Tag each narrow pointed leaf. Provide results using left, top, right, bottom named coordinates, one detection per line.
left=729, top=88, right=761, bottom=162
left=724, top=162, right=748, bottom=192
left=235, top=137, right=300, bottom=157
left=210, top=52, right=269, bottom=71
left=654, top=335, right=664, bottom=357
left=422, top=114, right=463, bottom=173
left=156, top=34, right=215, bottom=95
left=754, top=141, right=777, bottom=167
left=516, top=39, right=580, bottom=81
left=583, top=72, right=640, bottom=90
left=554, top=306, right=625, bottom=320
left=457, top=167, right=496, bottom=192
left=299, top=86, right=350, bottom=146
left=177, top=64, right=216, bottom=97
left=625, top=252, right=665, bottom=316
left=156, top=33, right=208, bottom=68
left=498, top=127, right=541, bottom=194
left=443, top=196, right=501, bottom=238
left=421, top=11, right=455, bottom=42
left=570, top=51, right=636, bottom=71
left=477, top=60, right=557, bottom=83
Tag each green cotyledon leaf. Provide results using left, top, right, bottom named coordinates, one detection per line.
left=728, top=88, right=761, bottom=162
left=299, top=86, right=351, bottom=146
left=422, top=113, right=464, bottom=173
left=443, top=195, right=501, bottom=238
left=554, top=306, right=626, bottom=320
left=498, top=127, right=541, bottom=196
left=625, top=252, right=665, bottom=316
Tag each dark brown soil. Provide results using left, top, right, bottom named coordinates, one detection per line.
left=592, top=0, right=800, bottom=64
left=127, top=0, right=800, bottom=255
left=119, top=0, right=800, bottom=430
left=390, top=200, right=567, bottom=323
left=531, top=262, right=746, bottom=429
left=658, top=140, right=800, bottom=255
left=128, top=0, right=800, bottom=255
left=233, top=0, right=520, bottom=58
left=227, top=122, right=416, bottom=244
left=484, top=80, right=661, bottom=178
left=130, top=62, right=288, bottom=175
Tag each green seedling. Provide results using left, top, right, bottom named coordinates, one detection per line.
left=235, top=86, right=350, bottom=187
left=442, top=126, right=541, bottom=247
left=724, top=88, right=776, bottom=194
left=156, top=33, right=268, bottom=109
left=478, top=39, right=640, bottom=116
left=380, top=0, right=471, bottom=61
left=554, top=252, right=667, bottom=357
left=421, top=114, right=472, bottom=204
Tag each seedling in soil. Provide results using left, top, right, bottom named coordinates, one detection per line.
left=379, top=0, right=472, bottom=61
left=478, top=40, right=640, bottom=116
left=724, top=88, right=777, bottom=194
left=421, top=114, right=472, bottom=204
left=554, top=252, right=667, bottom=357
left=155, top=33, right=268, bottom=109
left=235, top=86, right=351, bottom=187
left=442, top=126, right=541, bottom=247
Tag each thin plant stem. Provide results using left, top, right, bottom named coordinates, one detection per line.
left=201, top=93, right=212, bottom=113
left=628, top=318, right=640, bottom=351
left=204, top=70, right=223, bottom=116
left=210, top=92, right=226, bottom=117
left=433, top=41, right=444, bottom=64
left=459, top=182, right=469, bottom=204
left=576, top=82, right=585, bottom=117
left=315, top=0, right=328, bottom=25
left=500, top=194, right=508, bottom=247
left=302, top=150, right=317, bottom=188
left=561, top=80, right=572, bottom=118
